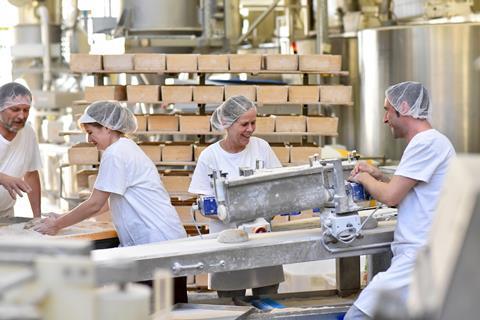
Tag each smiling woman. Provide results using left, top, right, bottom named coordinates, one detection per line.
left=188, top=95, right=285, bottom=298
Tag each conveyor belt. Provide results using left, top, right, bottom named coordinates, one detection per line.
left=93, top=222, right=395, bottom=284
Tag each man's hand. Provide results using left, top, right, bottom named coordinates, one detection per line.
left=349, top=171, right=370, bottom=184
left=350, top=162, right=384, bottom=181
left=0, top=173, right=32, bottom=199
left=33, top=216, right=60, bottom=235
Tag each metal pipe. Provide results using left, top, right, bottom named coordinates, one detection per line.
left=224, top=0, right=242, bottom=44
left=199, top=0, right=213, bottom=47
left=37, top=5, right=52, bottom=91
left=315, top=0, right=329, bottom=54
left=330, top=159, right=349, bottom=213
left=235, top=0, right=281, bottom=46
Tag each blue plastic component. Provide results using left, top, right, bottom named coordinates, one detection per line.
left=348, top=182, right=371, bottom=201
left=280, top=211, right=302, bottom=216
left=198, top=195, right=218, bottom=216
left=250, top=298, right=285, bottom=310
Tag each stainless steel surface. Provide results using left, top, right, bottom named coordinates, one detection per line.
left=247, top=305, right=349, bottom=319
left=172, top=304, right=254, bottom=320
left=120, top=0, right=201, bottom=35
left=315, top=0, right=329, bottom=53
left=13, top=23, right=61, bottom=44
left=38, top=5, right=52, bottom=91
left=330, top=160, right=349, bottom=213
left=358, top=23, right=480, bottom=160
left=212, top=162, right=356, bottom=224
left=0, top=238, right=91, bottom=265
left=93, top=224, right=394, bottom=283
left=172, top=261, right=206, bottom=275
left=221, top=165, right=330, bottom=224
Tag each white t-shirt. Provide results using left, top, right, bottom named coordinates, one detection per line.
left=0, top=123, right=42, bottom=213
left=189, top=137, right=281, bottom=232
left=95, top=138, right=187, bottom=247
left=392, top=129, right=455, bottom=254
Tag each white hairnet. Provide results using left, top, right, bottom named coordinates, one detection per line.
left=79, top=100, right=137, bottom=134
left=385, top=81, right=430, bottom=119
left=210, top=95, right=256, bottom=131
left=0, top=82, right=32, bottom=112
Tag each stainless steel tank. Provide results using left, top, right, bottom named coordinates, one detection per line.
left=13, top=23, right=61, bottom=44
left=330, top=35, right=359, bottom=151
left=358, top=23, right=480, bottom=159
left=120, top=0, right=201, bottom=35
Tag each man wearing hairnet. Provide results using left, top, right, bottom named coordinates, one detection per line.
left=189, top=95, right=284, bottom=297
left=0, top=82, right=42, bottom=218
left=344, top=82, right=455, bottom=319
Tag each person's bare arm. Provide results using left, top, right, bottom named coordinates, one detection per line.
left=34, top=189, right=110, bottom=235
left=350, top=173, right=417, bottom=207
left=24, top=171, right=41, bottom=217
left=94, top=200, right=110, bottom=216
left=0, top=172, right=32, bottom=199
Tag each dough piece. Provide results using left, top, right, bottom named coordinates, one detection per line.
left=217, top=229, right=249, bottom=244
left=23, top=217, right=42, bottom=230
left=360, top=215, right=378, bottom=230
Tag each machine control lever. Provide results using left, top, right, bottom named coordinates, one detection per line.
left=171, top=262, right=205, bottom=275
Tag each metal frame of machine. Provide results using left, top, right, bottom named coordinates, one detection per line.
left=93, top=156, right=394, bottom=283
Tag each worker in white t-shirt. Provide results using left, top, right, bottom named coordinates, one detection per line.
left=0, top=82, right=42, bottom=218
left=344, top=82, right=456, bottom=319
left=189, top=95, right=285, bottom=298
left=34, top=101, right=188, bottom=302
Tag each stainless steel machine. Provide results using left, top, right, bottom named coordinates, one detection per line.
left=202, top=156, right=369, bottom=245
left=115, top=0, right=238, bottom=52
left=93, top=157, right=394, bottom=284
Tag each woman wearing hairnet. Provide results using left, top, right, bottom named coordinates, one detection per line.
left=34, top=101, right=188, bottom=302
left=189, top=95, right=284, bottom=297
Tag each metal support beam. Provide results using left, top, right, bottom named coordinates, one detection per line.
left=368, top=250, right=393, bottom=281
left=336, top=256, right=360, bottom=296
left=235, top=0, right=282, bottom=46
left=315, top=0, right=329, bottom=54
